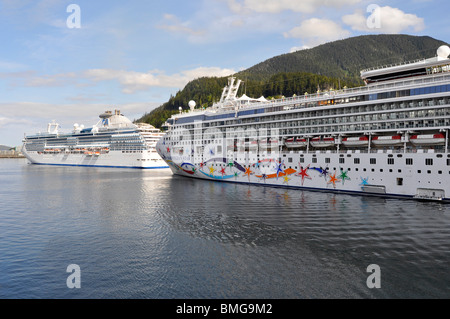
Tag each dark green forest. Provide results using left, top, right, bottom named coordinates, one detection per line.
left=138, top=34, right=447, bottom=128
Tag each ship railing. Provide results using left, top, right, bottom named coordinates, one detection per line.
left=172, top=72, right=450, bottom=121
left=224, top=73, right=450, bottom=113
left=360, top=58, right=428, bottom=73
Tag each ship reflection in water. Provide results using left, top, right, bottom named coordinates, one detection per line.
left=0, top=159, right=449, bottom=299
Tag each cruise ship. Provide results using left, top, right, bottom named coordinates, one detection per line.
left=22, top=110, right=169, bottom=169
left=156, top=46, right=450, bottom=201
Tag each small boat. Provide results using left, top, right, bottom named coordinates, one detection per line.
left=342, top=136, right=369, bottom=147
left=409, top=133, right=445, bottom=145
left=259, top=138, right=279, bottom=149
left=371, top=135, right=403, bottom=146
left=310, top=137, right=335, bottom=148
left=249, top=140, right=258, bottom=150
left=285, top=137, right=307, bottom=148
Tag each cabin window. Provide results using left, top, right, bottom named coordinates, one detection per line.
left=339, top=158, right=345, bottom=164
left=312, top=158, right=317, bottom=163
left=406, top=158, right=413, bottom=165
left=354, top=158, right=360, bottom=164
left=325, top=158, right=331, bottom=163
left=397, top=178, right=403, bottom=186
left=387, top=158, right=394, bottom=165
left=370, top=158, right=376, bottom=164
left=425, top=159, right=433, bottom=165
left=288, top=158, right=293, bottom=163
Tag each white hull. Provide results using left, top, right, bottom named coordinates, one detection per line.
left=159, top=149, right=450, bottom=202
left=22, top=148, right=169, bottom=169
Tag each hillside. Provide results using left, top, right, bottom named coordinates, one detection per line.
left=138, top=34, right=447, bottom=127
left=238, top=34, right=446, bottom=82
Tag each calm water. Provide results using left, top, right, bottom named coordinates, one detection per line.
left=0, top=158, right=449, bottom=299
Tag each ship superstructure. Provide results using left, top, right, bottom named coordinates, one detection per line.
left=156, top=46, right=450, bottom=201
left=22, top=110, right=168, bottom=169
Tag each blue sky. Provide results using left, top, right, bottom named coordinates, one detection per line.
left=0, top=0, right=448, bottom=146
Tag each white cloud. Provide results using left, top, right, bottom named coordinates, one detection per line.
left=156, top=13, right=206, bottom=39
left=284, top=18, right=351, bottom=48
left=1, top=66, right=236, bottom=93
left=342, top=6, right=425, bottom=33
left=84, top=67, right=236, bottom=94
left=228, top=0, right=361, bottom=14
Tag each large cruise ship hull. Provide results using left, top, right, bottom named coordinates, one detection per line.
left=22, top=148, right=169, bottom=169
left=157, top=149, right=450, bottom=202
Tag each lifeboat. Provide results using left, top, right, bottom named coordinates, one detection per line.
left=259, top=138, right=279, bottom=149
left=249, top=140, right=258, bottom=150
left=342, top=136, right=369, bottom=147
left=410, top=133, right=445, bottom=145
left=285, top=137, right=307, bottom=148
left=310, top=137, right=335, bottom=148
left=371, top=135, right=403, bottom=146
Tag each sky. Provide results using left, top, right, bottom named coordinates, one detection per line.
left=0, top=0, right=448, bottom=146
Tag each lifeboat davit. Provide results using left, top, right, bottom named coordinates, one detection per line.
left=410, top=133, right=445, bottom=145
left=310, top=137, right=335, bottom=148
left=285, top=137, right=307, bottom=148
left=371, top=135, right=403, bottom=146
left=342, top=136, right=369, bottom=147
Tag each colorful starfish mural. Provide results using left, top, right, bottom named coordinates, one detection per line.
left=338, top=168, right=351, bottom=185
left=244, top=167, right=253, bottom=180
left=327, top=171, right=341, bottom=188
left=275, top=161, right=284, bottom=179
left=296, top=164, right=312, bottom=185
left=360, top=176, right=370, bottom=186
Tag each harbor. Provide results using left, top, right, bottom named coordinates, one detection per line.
left=0, top=158, right=449, bottom=299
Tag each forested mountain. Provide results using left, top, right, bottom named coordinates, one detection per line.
left=138, top=34, right=447, bottom=127
left=238, top=34, right=446, bottom=82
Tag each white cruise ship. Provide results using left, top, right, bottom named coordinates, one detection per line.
left=157, top=46, right=450, bottom=202
left=22, top=110, right=169, bottom=169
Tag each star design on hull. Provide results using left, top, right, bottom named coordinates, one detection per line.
left=320, top=167, right=329, bottom=179
left=283, top=175, right=291, bottom=185
left=275, top=161, right=284, bottom=179
left=209, top=166, right=215, bottom=175
left=244, top=167, right=253, bottom=181
left=296, top=164, right=311, bottom=186
left=338, top=168, right=351, bottom=185
left=327, top=172, right=341, bottom=188
left=360, top=176, right=369, bottom=186
left=220, top=167, right=227, bottom=176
